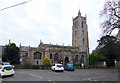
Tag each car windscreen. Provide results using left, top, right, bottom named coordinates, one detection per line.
left=4, top=66, right=13, bottom=70
left=2, top=62, right=10, bottom=65
left=67, top=64, right=74, bottom=67
left=57, top=65, right=62, bottom=67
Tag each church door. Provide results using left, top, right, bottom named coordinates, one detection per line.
left=80, top=55, right=84, bottom=64
left=65, top=57, right=69, bottom=65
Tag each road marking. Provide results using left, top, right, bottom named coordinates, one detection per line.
left=83, top=75, right=106, bottom=81
left=48, top=80, right=52, bottom=81
left=83, top=78, right=98, bottom=81
left=90, top=75, right=106, bottom=79
left=48, top=80, right=56, bottom=83
left=87, top=78, right=92, bottom=81
left=29, top=74, right=43, bottom=78
left=93, top=80, right=98, bottom=81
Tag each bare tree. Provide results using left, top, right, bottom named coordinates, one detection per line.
left=100, top=0, right=120, bottom=39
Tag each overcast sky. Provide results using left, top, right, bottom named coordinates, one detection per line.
left=0, top=0, right=105, bottom=53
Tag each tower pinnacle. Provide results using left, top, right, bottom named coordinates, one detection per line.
left=78, top=9, right=81, bottom=16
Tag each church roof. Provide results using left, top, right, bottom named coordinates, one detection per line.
left=38, top=42, right=79, bottom=49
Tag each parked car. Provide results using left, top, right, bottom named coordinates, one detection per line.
left=51, top=64, right=64, bottom=72
left=0, top=65, right=15, bottom=77
left=0, top=62, right=15, bottom=69
left=64, top=64, right=75, bottom=71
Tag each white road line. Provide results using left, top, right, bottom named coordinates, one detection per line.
left=87, top=78, right=92, bottom=81
left=90, top=75, right=106, bottom=79
left=83, top=78, right=98, bottom=81
left=29, top=74, right=43, bottom=78
left=83, top=75, right=106, bottom=81
left=93, top=80, right=98, bottom=81
left=48, top=80, right=52, bottom=81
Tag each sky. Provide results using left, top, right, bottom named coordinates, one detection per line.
left=0, top=0, right=105, bottom=53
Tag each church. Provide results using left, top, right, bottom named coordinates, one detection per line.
left=20, top=10, right=89, bottom=66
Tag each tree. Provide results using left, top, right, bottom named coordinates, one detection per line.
left=2, top=43, right=20, bottom=64
left=100, top=0, right=120, bottom=37
left=43, top=57, right=51, bottom=66
left=96, top=35, right=120, bottom=67
left=89, top=52, right=106, bottom=65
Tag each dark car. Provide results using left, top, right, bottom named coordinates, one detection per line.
left=64, top=64, right=75, bottom=71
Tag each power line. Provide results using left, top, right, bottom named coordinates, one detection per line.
left=0, top=0, right=33, bottom=11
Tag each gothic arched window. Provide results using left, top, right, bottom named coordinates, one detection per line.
left=34, top=51, right=42, bottom=59
left=82, top=39, right=85, bottom=45
left=54, top=53, right=58, bottom=61
left=65, top=57, right=69, bottom=64
left=75, top=31, right=77, bottom=36
left=75, top=55, right=79, bottom=62
left=75, top=40, right=76, bottom=44
left=50, top=54, right=52, bottom=59
left=80, top=55, right=84, bottom=63
left=36, top=61, right=39, bottom=65
left=82, top=30, right=84, bottom=35
left=81, top=21, right=84, bottom=28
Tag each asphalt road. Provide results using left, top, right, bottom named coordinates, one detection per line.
left=1, top=68, right=119, bottom=82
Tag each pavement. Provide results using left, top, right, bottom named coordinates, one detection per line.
left=1, top=68, right=119, bottom=82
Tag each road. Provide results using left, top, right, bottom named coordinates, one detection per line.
left=1, top=68, right=119, bottom=82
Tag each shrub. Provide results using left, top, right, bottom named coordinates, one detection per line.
left=43, top=57, right=51, bottom=65
left=32, top=65, right=40, bottom=69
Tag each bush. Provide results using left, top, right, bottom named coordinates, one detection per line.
left=22, top=62, right=33, bottom=69
left=14, top=64, right=23, bottom=69
left=43, top=57, right=51, bottom=66
left=42, top=65, right=51, bottom=69
left=14, top=64, right=52, bottom=69
left=32, top=65, right=40, bottom=69
left=75, top=66, right=80, bottom=68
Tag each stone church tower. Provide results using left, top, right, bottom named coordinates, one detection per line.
left=19, top=9, right=89, bottom=66
left=72, top=10, right=89, bottom=55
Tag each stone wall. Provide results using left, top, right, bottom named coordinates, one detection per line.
left=20, top=43, right=88, bottom=66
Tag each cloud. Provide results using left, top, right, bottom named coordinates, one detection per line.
left=0, top=0, right=105, bottom=53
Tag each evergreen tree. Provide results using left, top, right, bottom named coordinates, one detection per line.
left=2, top=43, right=20, bottom=64
left=96, top=35, right=120, bottom=67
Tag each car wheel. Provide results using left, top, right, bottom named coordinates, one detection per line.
left=1, top=75, right=5, bottom=78
left=54, top=69, right=56, bottom=72
left=11, top=74, right=14, bottom=76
